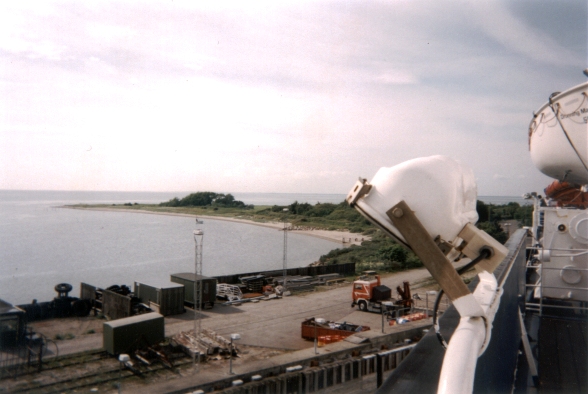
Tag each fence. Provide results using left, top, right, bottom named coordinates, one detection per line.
left=214, top=263, right=356, bottom=285
left=214, top=344, right=414, bottom=393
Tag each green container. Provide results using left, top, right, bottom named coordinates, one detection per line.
left=134, top=281, right=185, bottom=316
left=170, top=273, right=217, bottom=308
left=103, top=313, right=164, bottom=355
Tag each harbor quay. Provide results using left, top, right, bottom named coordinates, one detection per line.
left=1, top=266, right=443, bottom=393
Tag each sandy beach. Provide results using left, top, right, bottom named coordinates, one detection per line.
left=66, top=206, right=370, bottom=245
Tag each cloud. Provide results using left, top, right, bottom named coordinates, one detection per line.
left=375, top=71, right=418, bottom=85
left=472, top=2, right=581, bottom=67
left=0, top=1, right=585, bottom=195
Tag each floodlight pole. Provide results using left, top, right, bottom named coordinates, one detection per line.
left=283, top=208, right=288, bottom=290
left=230, top=337, right=235, bottom=374
left=229, top=333, right=241, bottom=374
left=314, top=317, right=318, bottom=354
left=193, top=229, right=203, bottom=368
left=314, top=317, right=325, bottom=355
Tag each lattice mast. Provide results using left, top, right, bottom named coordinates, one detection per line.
left=193, top=229, right=203, bottom=366
left=282, top=209, right=288, bottom=290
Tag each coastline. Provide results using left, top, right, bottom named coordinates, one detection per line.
left=64, top=206, right=369, bottom=245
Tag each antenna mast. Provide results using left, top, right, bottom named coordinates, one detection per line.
left=282, top=208, right=288, bottom=290
left=193, top=229, right=203, bottom=367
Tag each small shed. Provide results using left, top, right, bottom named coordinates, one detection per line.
left=170, top=273, right=217, bottom=309
left=134, top=280, right=185, bottom=316
left=103, top=313, right=164, bottom=355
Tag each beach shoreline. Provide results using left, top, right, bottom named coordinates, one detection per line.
left=64, top=206, right=369, bottom=245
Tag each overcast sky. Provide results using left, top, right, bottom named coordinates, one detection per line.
left=1, top=1, right=586, bottom=196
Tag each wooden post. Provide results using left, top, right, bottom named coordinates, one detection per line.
left=376, top=353, right=384, bottom=388
left=386, top=200, right=470, bottom=302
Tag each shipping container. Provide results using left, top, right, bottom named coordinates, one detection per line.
left=103, top=313, right=164, bottom=355
left=102, top=289, right=132, bottom=320
left=134, top=281, right=185, bottom=316
left=0, top=299, right=26, bottom=348
left=170, top=273, right=217, bottom=309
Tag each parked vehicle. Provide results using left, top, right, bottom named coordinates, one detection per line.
left=351, top=273, right=396, bottom=313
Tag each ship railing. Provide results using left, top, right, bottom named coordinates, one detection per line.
left=525, top=261, right=588, bottom=316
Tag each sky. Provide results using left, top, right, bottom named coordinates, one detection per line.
left=0, top=0, right=586, bottom=196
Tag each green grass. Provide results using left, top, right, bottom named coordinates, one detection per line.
left=70, top=203, right=374, bottom=234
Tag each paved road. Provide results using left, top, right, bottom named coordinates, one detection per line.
left=164, top=265, right=441, bottom=350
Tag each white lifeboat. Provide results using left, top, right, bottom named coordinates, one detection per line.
left=528, top=80, right=588, bottom=185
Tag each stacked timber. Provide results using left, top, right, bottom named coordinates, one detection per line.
left=172, top=329, right=235, bottom=358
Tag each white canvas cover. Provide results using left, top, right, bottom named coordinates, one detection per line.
left=354, top=155, right=479, bottom=245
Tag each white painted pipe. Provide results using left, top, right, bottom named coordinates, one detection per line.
left=437, top=271, right=500, bottom=394
left=438, top=316, right=486, bottom=394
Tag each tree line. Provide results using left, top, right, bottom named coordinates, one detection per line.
left=156, top=192, right=532, bottom=272
left=159, top=192, right=253, bottom=209
left=317, top=200, right=532, bottom=269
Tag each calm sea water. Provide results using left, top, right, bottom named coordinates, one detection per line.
left=0, top=190, right=526, bottom=305
left=0, top=191, right=347, bottom=305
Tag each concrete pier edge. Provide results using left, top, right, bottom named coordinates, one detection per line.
left=159, top=320, right=431, bottom=393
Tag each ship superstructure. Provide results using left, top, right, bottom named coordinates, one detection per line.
left=348, top=72, right=588, bottom=393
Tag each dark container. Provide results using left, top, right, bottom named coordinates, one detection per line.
left=170, top=273, right=217, bottom=309
left=102, top=289, right=132, bottom=320
left=0, top=299, right=26, bottom=348
left=103, top=313, right=164, bottom=355
left=134, top=281, right=185, bottom=316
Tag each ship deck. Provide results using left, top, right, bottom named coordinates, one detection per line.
left=537, top=311, right=588, bottom=392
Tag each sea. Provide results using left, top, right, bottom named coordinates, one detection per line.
left=0, top=190, right=527, bottom=305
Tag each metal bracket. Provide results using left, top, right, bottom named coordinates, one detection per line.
left=346, top=178, right=372, bottom=207
left=386, top=200, right=484, bottom=318
left=386, top=201, right=471, bottom=302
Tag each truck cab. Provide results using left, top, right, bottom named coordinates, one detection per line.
left=352, top=274, right=393, bottom=312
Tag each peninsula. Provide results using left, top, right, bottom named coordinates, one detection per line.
left=67, top=192, right=525, bottom=271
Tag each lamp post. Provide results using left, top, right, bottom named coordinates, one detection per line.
left=381, top=302, right=394, bottom=333
left=503, top=222, right=511, bottom=237
left=314, top=318, right=326, bottom=354
left=193, top=229, right=203, bottom=368
left=426, top=290, right=438, bottom=318
left=282, top=208, right=289, bottom=290
left=229, top=333, right=241, bottom=375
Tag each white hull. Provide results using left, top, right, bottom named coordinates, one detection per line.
left=528, top=82, right=588, bottom=185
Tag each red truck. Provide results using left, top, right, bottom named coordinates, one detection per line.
left=351, top=272, right=396, bottom=313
